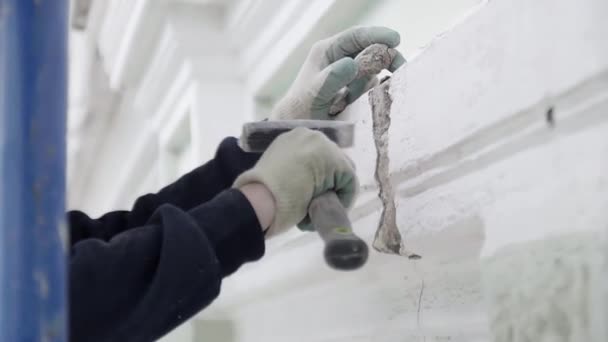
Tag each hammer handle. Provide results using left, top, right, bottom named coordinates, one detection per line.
left=308, top=192, right=369, bottom=270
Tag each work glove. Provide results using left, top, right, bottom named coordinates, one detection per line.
left=234, top=128, right=359, bottom=238
left=270, top=26, right=406, bottom=120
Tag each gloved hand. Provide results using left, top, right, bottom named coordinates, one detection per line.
left=234, top=128, right=359, bottom=237
left=270, top=26, right=405, bottom=120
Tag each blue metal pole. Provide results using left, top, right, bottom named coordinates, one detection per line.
left=0, top=0, right=68, bottom=341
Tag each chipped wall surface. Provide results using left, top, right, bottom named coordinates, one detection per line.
left=196, top=0, right=608, bottom=341
left=369, top=80, right=409, bottom=256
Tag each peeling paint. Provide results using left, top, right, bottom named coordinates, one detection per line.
left=368, top=79, right=417, bottom=257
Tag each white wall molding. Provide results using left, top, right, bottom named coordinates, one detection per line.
left=67, top=45, right=121, bottom=209
left=132, top=25, right=182, bottom=117
left=225, top=0, right=258, bottom=41
left=157, top=82, right=199, bottom=185
left=241, top=0, right=336, bottom=95
left=107, top=125, right=159, bottom=210
left=83, top=0, right=109, bottom=38
left=133, top=4, right=240, bottom=117
left=222, top=0, right=375, bottom=108
left=97, top=0, right=167, bottom=90
left=105, top=61, right=197, bottom=209
left=237, top=0, right=311, bottom=73
left=96, top=2, right=247, bottom=210
left=240, top=0, right=371, bottom=99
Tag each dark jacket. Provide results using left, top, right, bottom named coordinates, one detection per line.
left=69, top=137, right=264, bottom=342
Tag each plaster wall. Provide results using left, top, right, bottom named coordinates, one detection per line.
left=193, top=0, right=608, bottom=341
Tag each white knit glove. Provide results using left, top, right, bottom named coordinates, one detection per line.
left=234, top=128, right=359, bottom=237
left=271, top=26, right=405, bottom=120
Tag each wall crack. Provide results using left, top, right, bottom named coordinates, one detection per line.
left=368, top=78, right=418, bottom=257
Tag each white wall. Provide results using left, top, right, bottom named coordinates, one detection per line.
left=191, top=0, right=608, bottom=341
left=358, top=0, right=482, bottom=57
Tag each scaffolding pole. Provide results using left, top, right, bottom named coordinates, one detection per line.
left=0, top=0, right=68, bottom=341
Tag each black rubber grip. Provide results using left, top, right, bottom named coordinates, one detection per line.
left=308, top=192, right=369, bottom=270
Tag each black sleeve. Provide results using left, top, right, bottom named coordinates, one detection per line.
left=68, top=138, right=265, bottom=342
left=68, top=137, right=262, bottom=244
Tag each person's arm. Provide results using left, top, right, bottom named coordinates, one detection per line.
left=70, top=188, right=266, bottom=342
left=69, top=137, right=267, bottom=341
left=68, top=24, right=397, bottom=341
left=69, top=137, right=261, bottom=245
left=70, top=128, right=357, bottom=342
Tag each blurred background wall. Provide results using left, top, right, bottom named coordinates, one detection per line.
left=67, top=0, right=481, bottom=217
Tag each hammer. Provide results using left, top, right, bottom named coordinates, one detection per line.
left=239, top=119, right=369, bottom=271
